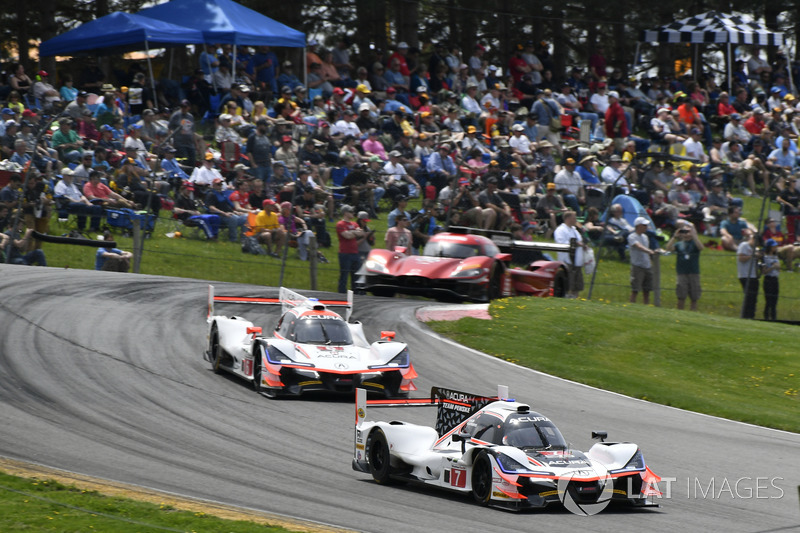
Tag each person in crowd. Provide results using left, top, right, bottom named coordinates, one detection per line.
left=737, top=229, right=759, bottom=319
left=278, top=201, right=314, bottom=260
left=336, top=204, right=365, bottom=293
left=95, top=230, right=133, bottom=271
left=628, top=217, right=656, bottom=304
left=720, top=206, right=756, bottom=252
left=762, top=238, right=780, bottom=321
left=0, top=227, right=46, bottom=266
left=385, top=212, right=412, bottom=251
left=665, top=220, right=703, bottom=311
left=553, top=210, right=586, bottom=299
left=204, top=177, right=247, bottom=242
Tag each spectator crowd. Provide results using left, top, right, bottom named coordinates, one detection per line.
left=1, top=38, right=798, bottom=318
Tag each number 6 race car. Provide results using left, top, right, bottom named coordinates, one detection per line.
left=353, top=386, right=661, bottom=513
left=363, top=226, right=574, bottom=303
left=204, top=286, right=417, bottom=398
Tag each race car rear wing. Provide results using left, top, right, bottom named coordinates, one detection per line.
left=207, top=285, right=353, bottom=321
left=448, top=226, right=575, bottom=263
left=357, top=385, right=510, bottom=436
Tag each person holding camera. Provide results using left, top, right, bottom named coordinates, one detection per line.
left=666, top=220, right=704, bottom=311
left=762, top=239, right=780, bottom=321
left=737, top=229, right=759, bottom=319
left=628, top=217, right=657, bottom=305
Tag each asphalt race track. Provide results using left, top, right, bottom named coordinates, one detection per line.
left=1, top=265, right=798, bottom=533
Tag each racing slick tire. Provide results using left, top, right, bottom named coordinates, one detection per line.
left=209, top=325, right=224, bottom=375
left=486, top=265, right=503, bottom=301
left=367, top=430, right=394, bottom=485
left=471, top=451, right=493, bottom=506
left=369, top=287, right=396, bottom=298
left=552, top=267, right=568, bottom=298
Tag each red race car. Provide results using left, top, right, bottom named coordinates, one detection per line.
left=364, top=228, right=573, bottom=302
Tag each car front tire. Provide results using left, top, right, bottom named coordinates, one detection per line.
left=471, top=451, right=493, bottom=506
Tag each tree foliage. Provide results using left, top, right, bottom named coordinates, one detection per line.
left=3, top=0, right=797, bottom=83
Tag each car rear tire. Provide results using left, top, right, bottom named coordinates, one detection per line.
left=209, top=326, right=224, bottom=374
left=367, top=430, right=393, bottom=485
left=471, top=451, right=493, bottom=506
left=553, top=267, right=568, bottom=298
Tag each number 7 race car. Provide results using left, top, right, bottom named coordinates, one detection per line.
left=204, top=286, right=417, bottom=398
left=353, top=386, right=661, bottom=513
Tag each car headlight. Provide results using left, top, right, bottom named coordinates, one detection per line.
left=365, top=259, right=388, bottom=273
left=610, top=449, right=645, bottom=473
left=495, top=453, right=531, bottom=474
left=452, top=267, right=487, bottom=279
left=369, top=347, right=409, bottom=369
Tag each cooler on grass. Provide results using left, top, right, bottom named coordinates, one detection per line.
left=106, top=208, right=157, bottom=231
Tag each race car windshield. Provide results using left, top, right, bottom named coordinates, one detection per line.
left=503, top=416, right=567, bottom=450
left=294, top=318, right=353, bottom=345
left=424, top=240, right=498, bottom=258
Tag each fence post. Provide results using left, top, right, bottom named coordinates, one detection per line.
left=132, top=223, right=142, bottom=274
left=652, top=252, right=661, bottom=307
left=309, top=234, right=318, bottom=290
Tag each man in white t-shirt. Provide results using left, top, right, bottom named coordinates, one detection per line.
left=682, top=128, right=708, bottom=163
left=553, top=210, right=586, bottom=298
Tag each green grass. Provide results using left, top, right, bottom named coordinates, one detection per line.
left=429, top=296, right=800, bottom=432
left=0, top=472, right=295, bottom=532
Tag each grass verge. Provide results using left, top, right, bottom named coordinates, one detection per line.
left=428, top=296, right=800, bottom=433
left=0, top=470, right=311, bottom=533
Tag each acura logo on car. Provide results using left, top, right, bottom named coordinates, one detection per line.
left=335, top=363, right=348, bottom=369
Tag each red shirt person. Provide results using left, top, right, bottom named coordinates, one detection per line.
left=336, top=204, right=364, bottom=293
left=604, top=91, right=629, bottom=140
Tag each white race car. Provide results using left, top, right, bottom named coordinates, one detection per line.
left=205, top=286, right=417, bottom=398
left=353, top=386, right=661, bottom=512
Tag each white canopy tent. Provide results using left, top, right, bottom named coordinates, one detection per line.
left=637, top=11, right=786, bottom=91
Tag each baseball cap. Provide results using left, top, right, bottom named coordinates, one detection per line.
left=212, top=177, right=223, bottom=184
left=397, top=41, right=409, bottom=49
left=280, top=201, right=292, bottom=210
left=634, top=217, right=649, bottom=226
left=512, top=124, right=524, bottom=131
left=340, top=204, right=354, bottom=214
left=38, top=70, right=48, bottom=77
left=263, top=199, right=276, bottom=208
left=282, top=135, right=292, bottom=143
left=608, top=90, right=620, bottom=99
left=356, top=84, right=371, bottom=93
left=565, top=157, right=576, bottom=165
left=204, top=152, right=215, bottom=160
left=386, top=87, right=397, bottom=94
left=357, top=211, right=370, bottom=220
left=546, top=182, right=556, bottom=190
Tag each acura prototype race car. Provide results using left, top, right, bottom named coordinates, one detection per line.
left=363, top=227, right=574, bottom=302
left=353, top=386, right=661, bottom=512
left=205, top=286, right=416, bottom=398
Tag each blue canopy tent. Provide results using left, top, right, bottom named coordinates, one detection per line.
left=39, top=12, right=205, bottom=57
left=138, top=0, right=307, bottom=90
left=39, top=12, right=206, bottom=103
left=136, top=0, right=305, bottom=47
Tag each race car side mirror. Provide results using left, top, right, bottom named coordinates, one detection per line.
left=495, top=252, right=512, bottom=263
left=592, top=431, right=607, bottom=442
left=247, top=326, right=262, bottom=339
left=380, top=331, right=396, bottom=340
left=452, top=431, right=471, bottom=453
